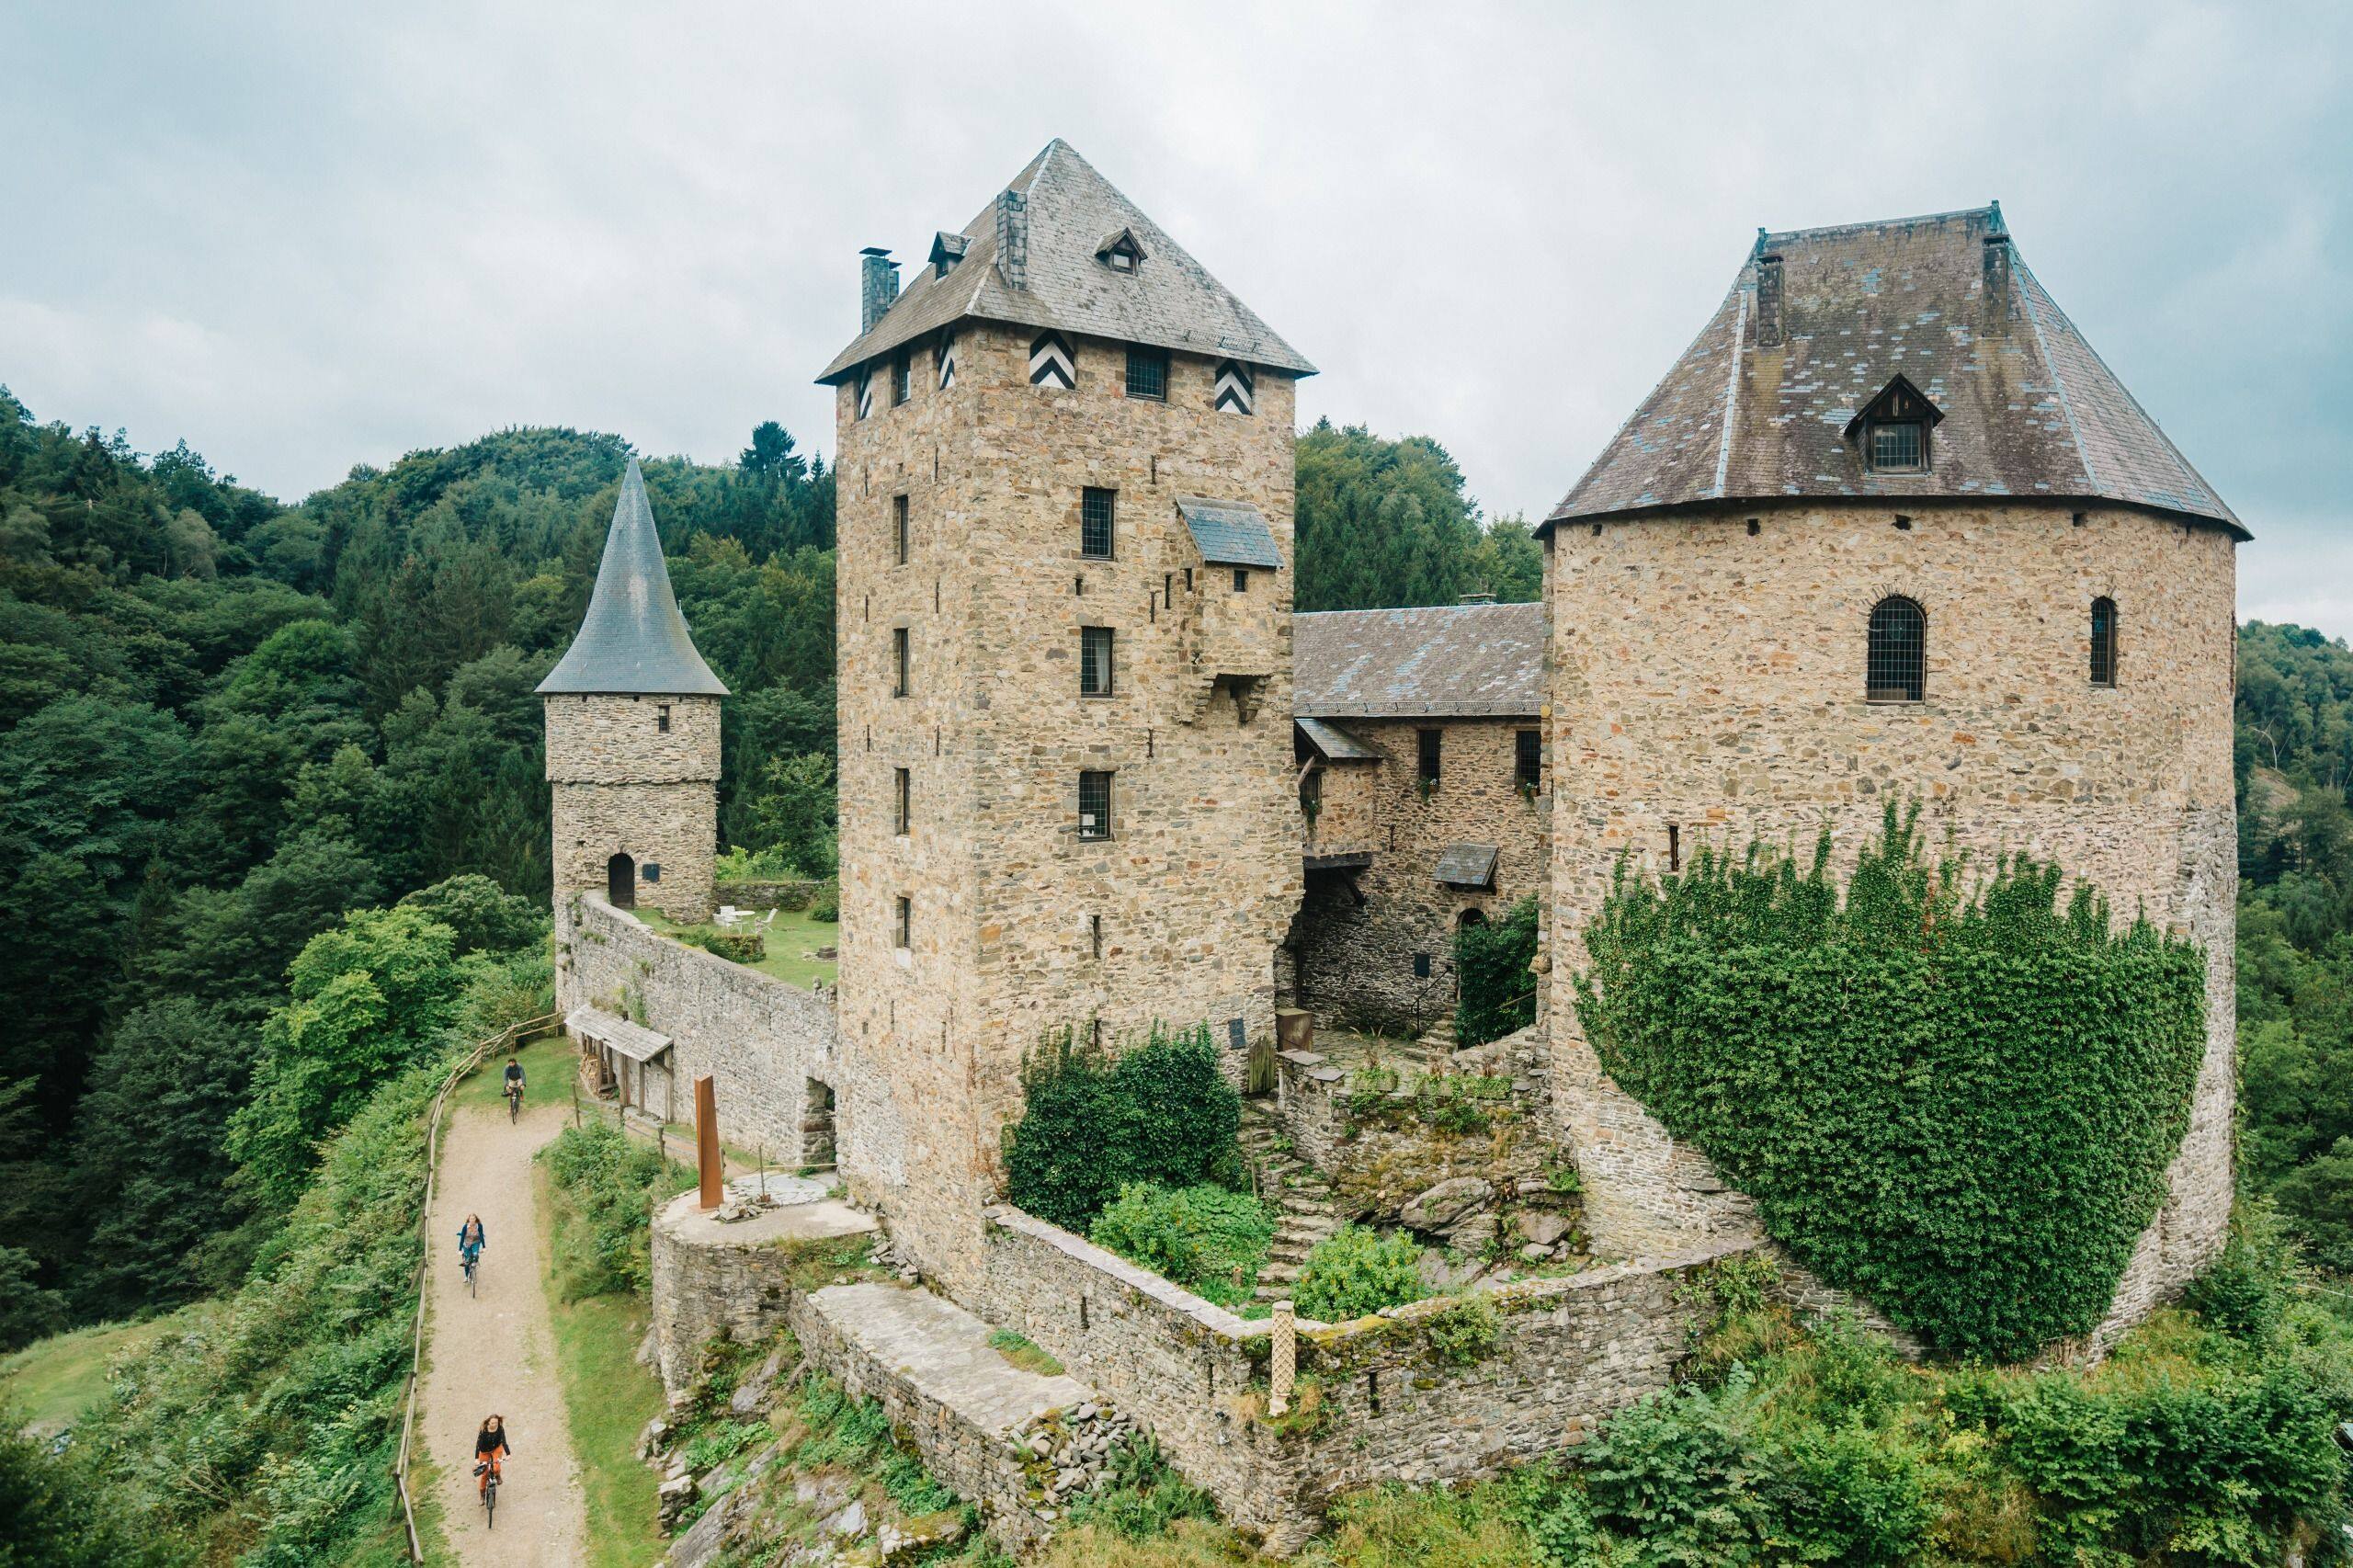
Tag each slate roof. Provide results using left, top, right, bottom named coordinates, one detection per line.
left=1433, top=844, right=1500, bottom=890
left=539, top=460, right=729, bottom=697
left=1177, top=497, right=1285, bottom=569
left=1293, top=601, right=1545, bottom=719
left=819, top=139, right=1313, bottom=383
left=566, top=1006, right=672, bottom=1063
left=1544, top=207, right=2245, bottom=538
left=1296, top=716, right=1383, bottom=762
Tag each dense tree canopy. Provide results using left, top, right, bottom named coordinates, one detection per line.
left=1293, top=420, right=1540, bottom=610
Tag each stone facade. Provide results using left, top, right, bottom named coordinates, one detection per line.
left=832, top=321, right=1302, bottom=1297
left=648, top=1188, right=878, bottom=1393
left=1542, top=501, right=2240, bottom=1335
left=1291, top=716, right=1549, bottom=1033
left=547, top=692, right=722, bottom=923
left=560, top=892, right=836, bottom=1163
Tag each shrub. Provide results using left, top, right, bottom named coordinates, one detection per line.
left=1292, top=1225, right=1428, bottom=1322
left=1004, top=1025, right=1242, bottom=1233
left=1574, top=804, right=2208, bottom=1358
left=1063, top=1434, right=1219, bottom=1541
left=1455, top=896, right=1540, bottom=1047
left=810, top=880, right=840, bottom=922
left=689, top=926, right=766, bottom=964
left=542, top=1121, right=682, bottom=1301
left=1090, top=1182, right=1275, bottom=1308
left=1422, top=1296, right=1499, bottom=1366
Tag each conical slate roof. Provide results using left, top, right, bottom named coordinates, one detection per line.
left=1544, top=207, right=2245, bottom=538
left=537, top=460, right=728, bottom=697
left=818, top=139, right=1313, bottom=382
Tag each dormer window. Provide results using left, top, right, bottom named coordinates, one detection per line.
left=1847, top=374, right=1942, bottom=475
left=1096, top=226, right=1146, bottom=274
left=927, top=230, right=968, bottom=280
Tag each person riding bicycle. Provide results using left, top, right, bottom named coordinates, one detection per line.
left=502, top=1055, right=525, bottom=1107
left=473, top=1414, right=511, bottom=1497
left=457, top=1213, right=485, bottom=1274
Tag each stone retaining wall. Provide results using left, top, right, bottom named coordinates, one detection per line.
left=561, top=892, right=837, bottom=1163
left=715, top=878, right=825, bottom=912
left=650, top=1191, right=806, bottom=1393
left=969, top=1203, right=1743, bottom=1552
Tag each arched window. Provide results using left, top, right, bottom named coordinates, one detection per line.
left=2089, top=597, right=2118, bottom=687
left=1866, top=597, right=1926, bottom=703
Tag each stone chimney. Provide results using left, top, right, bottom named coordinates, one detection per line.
left=1755, top=250, right=1785, bottom=349
left=1981, top=206, right=2013, bottom=333
left=995, top=189, right=1028, bottom=291
left=859, top=247, right=900, bottom=334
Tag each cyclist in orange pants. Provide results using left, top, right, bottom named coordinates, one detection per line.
left=474, top=1415, right=511, bottom=1495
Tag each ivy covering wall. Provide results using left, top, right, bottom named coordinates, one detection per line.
left=1573, top=807, right=2208, bottom=1358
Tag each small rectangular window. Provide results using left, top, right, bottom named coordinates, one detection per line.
left=1124, top=347, right=1168, bottom=402
left=893, top=767, right=911, bottom=835
left=894, top=895, right=912, bottom=951
left=1515, top=729, right=1540, bottom=790
left=1081, top=488, right=1116, bottom=559
left=1232, top=568, right=1249, bottom=592
left=892, top=628, right=910, bottom=698
left=1089, top=914, right=1103, bottom=960
left=892, top=352, right=911, bottom=405
left=657, top=703, right=672, bottom=734
left=1080, top=626, right=1114, bottom=696
left=893, top=495, right=909, bottom=565
left=1078, top=770, right=1112, bottom=840
left=1417, top=728, right=1441, bottom=787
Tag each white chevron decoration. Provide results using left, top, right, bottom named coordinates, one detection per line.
left=856, top=369, right=873, bottom=419
left=938, top=331, right=957, bottom=390
left=1213, top=358, right=1255, bottom=415
left=1029, top=331, right=1076, bottom=389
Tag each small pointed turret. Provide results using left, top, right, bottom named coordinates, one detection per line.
left=538, top=459, right=729, bottom=696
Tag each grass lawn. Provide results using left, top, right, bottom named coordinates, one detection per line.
left=455, top=1030, right=573, bottom=1117
left=1, top=1308, right=194, bottom=1435
left=636, top=905, right=839, bottom=991
left=535, top=1162, right=668, bottom=1568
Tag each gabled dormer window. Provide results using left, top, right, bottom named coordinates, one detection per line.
left=1846, top=374, right=1942, bottom=474
left=1096, top=226, right=1146, bottom=274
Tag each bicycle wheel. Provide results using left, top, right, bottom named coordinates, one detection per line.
left=484, top=1478, right=496, bottom=1529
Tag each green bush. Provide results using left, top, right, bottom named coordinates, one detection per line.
left=1455, top=896, right=1540, bottom=1047
left=1574, top=804, right=2208, bottom=1358
left=1422, top=1297, right=1500, bottom=1366
left=1063, top=1433, right=1219, bottom=1540
left=1089, top=1182, right=1275, bottom=1307
left=542, top=1122, right=682, bottom=1301
left=1004, top=1024, right=1242, bottom=1233
left=688, top=926, right=766, bottom=964
left=810, top=880, right=840, bottom=922
left=1292, top=1224, right=1429, bottom=1322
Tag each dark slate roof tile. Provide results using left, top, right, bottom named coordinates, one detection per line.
left=1177, top=496, right=1284, bottom=569
left=1293, top=601, right=1544, bottom=719
left=537, top=460, right=728, bottom=697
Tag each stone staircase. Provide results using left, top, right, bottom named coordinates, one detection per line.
left=1239, top=1099, right=1339, bottom=1302
left=1415, top=1010, right=1458, bottom=1053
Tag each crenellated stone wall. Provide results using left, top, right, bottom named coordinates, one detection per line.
left=560, top=892, right=837, bottom=1164
left=1543, top=501, right=2239, bottom=1340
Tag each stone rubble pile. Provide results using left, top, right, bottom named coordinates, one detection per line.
left=868, top=1233, right=922, bottom=1286
left=1014, top=1400, right=1136, bottom=1523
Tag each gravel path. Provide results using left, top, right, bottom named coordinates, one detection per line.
left=421, top=1098, right=588, bottom=1565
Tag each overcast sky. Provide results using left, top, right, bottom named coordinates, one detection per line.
left=4, top=2, right=2347, bottom=631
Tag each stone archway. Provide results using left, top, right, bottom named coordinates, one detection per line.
left=608, top=852, right=636, bottom=909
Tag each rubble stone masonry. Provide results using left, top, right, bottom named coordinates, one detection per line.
left=833, top=325, right=1302, bottom=1297
left=545, top=692, right=722, bottom=922
left=1543, top=501, right=2238, bottom=1337
left=1291, top=718, right=1549, bottom=1032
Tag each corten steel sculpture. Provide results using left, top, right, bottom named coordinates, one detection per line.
left=696, top=1074, right=722, bottom=1210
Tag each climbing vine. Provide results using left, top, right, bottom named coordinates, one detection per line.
left=1574, top=805, right=2208, bottom=1359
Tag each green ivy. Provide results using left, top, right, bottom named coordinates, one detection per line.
left=1574, top=805, right=2208, bottom=1359
left=1455, top=895, right=1540, bottom=1046
left=1003, top=1023, right=1242, bottom=1233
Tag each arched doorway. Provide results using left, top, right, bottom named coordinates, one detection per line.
left=608, top=852, right=636, bottom=908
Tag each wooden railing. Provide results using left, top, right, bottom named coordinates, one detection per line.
left=391, top=1011, right=562, bottom=1562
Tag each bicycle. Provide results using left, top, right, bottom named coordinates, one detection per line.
left=506, top=1081, right=523, bottom=1123
left=461, top=1243, right=481, bottom=1298
left=475, top=1460, right=500, bottom=1528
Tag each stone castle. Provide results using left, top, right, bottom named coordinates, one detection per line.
left=546, top=145, right=2242, bottom=1547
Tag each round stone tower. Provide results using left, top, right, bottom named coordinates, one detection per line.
left=1538, top=207, right=2243, bottom=1337
left=539, top=458, right=728, bottom=925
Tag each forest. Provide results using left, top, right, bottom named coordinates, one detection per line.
left=0, top=393, right=1533, bottom=1345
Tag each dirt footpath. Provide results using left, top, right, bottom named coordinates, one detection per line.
left=421, top=1097, right=588, bottom=1565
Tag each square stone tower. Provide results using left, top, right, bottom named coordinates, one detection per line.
left=820, top=140, right=1313, bottom=1292
left=540, top=458, right=728, bottom=925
